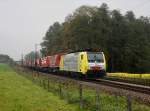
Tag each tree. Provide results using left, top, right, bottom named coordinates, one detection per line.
left=0, top=54, right=14, bottom=64
left=39, top=3, right=150, bottom=73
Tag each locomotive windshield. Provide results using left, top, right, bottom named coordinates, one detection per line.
left=87, top=52, right=104, bottom=63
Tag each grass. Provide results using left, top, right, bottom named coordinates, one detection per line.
left=64, top=84, right=150, bottom=111
left=33, top=74, right=150, bottom=111
left=0, top=64, right=78, bottom=111
left=0, top=63, right=149, bottom=111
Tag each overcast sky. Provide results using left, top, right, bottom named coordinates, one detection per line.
left=0, top=0, right=150, bottom=60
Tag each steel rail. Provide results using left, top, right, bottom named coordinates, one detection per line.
left=22, top=67, right=150, bottom=95
left=87, top=79, right=150, bottom=95
left=103, top=76, right=150, bottom=86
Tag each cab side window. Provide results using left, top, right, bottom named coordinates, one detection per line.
left=81, top=55, right=83, bottom=60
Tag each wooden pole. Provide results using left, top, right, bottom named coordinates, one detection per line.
left=79, top=84, right=83, bottom=109
left=127, top=95, right=132, bottom=111
left=96, top=88, right=100, bottom=111
left=59, top=81, right=62, bottom=97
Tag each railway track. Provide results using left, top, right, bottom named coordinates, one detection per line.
left=103, top=76, right=150, bottom=86
left=47, top=73, right=150, bottom=95
left=21, top=67, right=150, bottom=95
left=15, top=67, right=150, bottom=107
left=88, top=79, right=150, bottom=95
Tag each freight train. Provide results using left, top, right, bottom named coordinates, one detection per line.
left=24, top=50, right=106, bottom=78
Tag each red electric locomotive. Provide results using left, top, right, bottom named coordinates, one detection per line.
left=34, top=54, right=62, bottom=72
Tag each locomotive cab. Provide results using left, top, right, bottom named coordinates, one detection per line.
left=87, top=52, right=106, bottom=77
left=79, top=52, right=106, bottom=77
